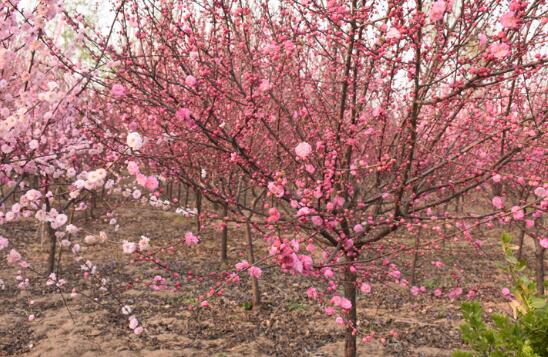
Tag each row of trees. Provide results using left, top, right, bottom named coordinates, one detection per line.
left=1, top=0, right=546, bottom=355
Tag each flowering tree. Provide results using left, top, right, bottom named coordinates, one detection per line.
left=3, top=0, right=546, bottom=355
left=69, top=0, right=547, bottom=355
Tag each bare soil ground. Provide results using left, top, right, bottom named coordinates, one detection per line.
left=0, top=205, right=528, bottom=357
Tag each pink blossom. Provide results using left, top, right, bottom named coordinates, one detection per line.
left=335, top=316, right=345, bottom=326
left=127, top=161, right=139, bottom=175
left=432, top=260, right=444, bottom=268
left=235, top=260, right=250, bottom=271
left=136, top=173, right=147, bottom=186
left=492, top=196, right=504, bottom=209
left=176, top=107, right=191, bottom=121
left=133, top=326, right=144, bottom=335
left=127, top=132, right=143, bottom=150
left=267, top=182, right=285, bottom=198
left=266, top=207, right=280, bottom=223
left=492, top=173, right=502, bottom=183
left=151, top=275, right=167, bottom=291
left=122, top=240, right=137, bottom=254
left=448, top=287, right=463, bottom=300
left=434, top=288, right=442, bottom=297
left=200, top=300, right=209, bottom=307
left=511, top=206, right=524, bottom=220
left=25, top=189, right=42, bottom=202
left=501, top=287, right=511, bottom=297
left=185, top=75, right=197, bottom=87
left=55, top=214, right=68, bottom=227
left=132, top=189, right=142, bottom=199
left=500, top=11, right=519, bottom=29
left=297, top=207, right=312, bottom=217
left=353, top=224, right=364, bottom=233
left=111, top=84, right=127, bottom=97
left=295, top=142, right=312, bottom=159
left=467, top=290, right=477, bottom=299
left=29, top=139, right=39, bottom=150
left=489, top=43, right=510, bottom=59
left=28, top=314, right=35, bottom=322
left=362, top=334, right=375, bottom=344
left=145, top=176, right=159, bottom=191
left=324, top=307, right=334, bottom=316
left=386, top=28, right=401, bottom=40
left=307, top=287, right=318, bottom=299
left=311, top=216, right=323, bottom=226
left=139, top=236, right=150, bottom=251
left=259, top=79, right=271, bottom=92
left=534, top=187, right=546, bottom=198
left=0, top=236, right=8, bottom=251
left=339, top=297, right=352, bottom=310
left=71, top=288, right=79, bottom=299
left=429, top=1, right=447, bottom=22
left=478, top=33, right=488, bottom=45
left=360, top=282, right=371, bottom=294
left=323, top=268, right=334, bottom=279
left=7, top=249, right=21, bottom=265
left=410, top=286, right=420, bottom=296
left=249, top=266, right=262, bottom=279
left=184, top=231, right=200, bottom=246
left=229, top=273, right=240, bottom=283
left=129, top=316, right=139, bottom=329
left=72, top=244, right=81, bottom=254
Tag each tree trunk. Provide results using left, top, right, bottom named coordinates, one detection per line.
left=221, top=203, right=229, bottom=262
left=344, top=257, right=357, bottom=357
left=410, top=227, right=422, bottom=286
left=45, top=198, right=56, bottom=274
left=516, top=229, right=526, bottom=261
left=533, top=239, right=545, bottom=295
left=195, top=189, right=202, bottom=232
left=47, top=223, right=57, bottom=274
left=245, top=221, right=261, bottom=308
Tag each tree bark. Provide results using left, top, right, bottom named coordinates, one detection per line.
left=195, top=189, right=202, bottom=232
left=516, top=229, right=525, bottom=261
left=410, top=227, right=423, bottom=286
left=533, top=238, right=545, bottom=295
left=221, top=203, right=229, bottom=262
left=245, top=221, right=261, bottom=308
left=45, top=197, right=56, bottom=274
left=344, top=257, right=357, bottom=357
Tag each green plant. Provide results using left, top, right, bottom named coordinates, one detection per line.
left=287, top=300, right=308, bottom=312
left=241, top=301, right=253, bottom=310
left=453, top=233, right=548, bottom=357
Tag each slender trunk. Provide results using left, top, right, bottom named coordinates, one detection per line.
left=47, top=227, right=56, bottom=274
left=195, top=189, right=202, bottom=232
left=533, top=239, right=545, bottom=295
left=221, top=203, right=229, bottom=262
left=410, top=228, right=422, bottom=286
left=517, top=229, right=526, bottom=261
left=344, top=257, right=357, bottom=357
left=184, top=184, right=190, bottom=207
left=245, top=221, right=261, bottom=308
left=45, top=197, right=56, bottom=274
left=177, top=182, right=182, bottom=203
